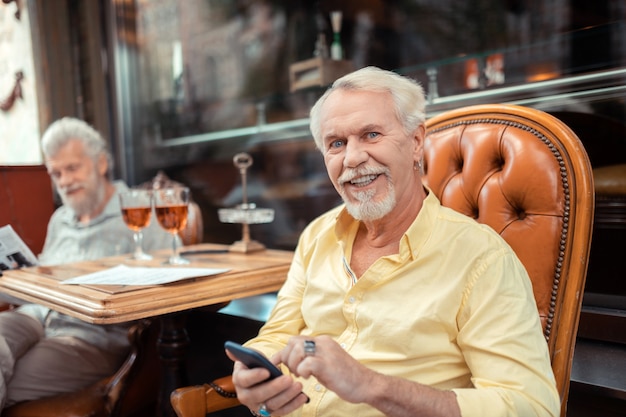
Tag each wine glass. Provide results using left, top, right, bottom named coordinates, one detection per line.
left=119, top=189, right=154, bottom=260
left=154, top=187, right=190, bottom=265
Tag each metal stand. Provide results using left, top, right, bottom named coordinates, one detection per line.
left=218, top=153, right=274, bottom=253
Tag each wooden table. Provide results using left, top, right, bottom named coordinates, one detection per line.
left=0, top=243, right=293, bottom=417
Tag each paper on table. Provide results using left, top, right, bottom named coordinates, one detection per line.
left=60, top=264, right=230, bottom=286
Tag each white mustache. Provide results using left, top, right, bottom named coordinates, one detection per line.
left=339, top=166, right=389, bottom=184
left=58, top=185, right=83, bottom=197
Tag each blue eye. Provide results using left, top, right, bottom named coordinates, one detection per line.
left=366, top=132, right=379, bottom=139
left=330, top=140, right=345, bottom=149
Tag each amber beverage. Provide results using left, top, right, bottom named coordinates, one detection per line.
left=155, top=205, right=188, bottom=233
left=154, top=187, right=191, bottom=265
left=122, top=207, right=152, bottom=231
left=119, top=189, right=154, bottom=260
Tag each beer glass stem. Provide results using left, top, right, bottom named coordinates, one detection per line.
left=171, top=234, right=179, bottom=260
left=168, top=233, right=189, bottom=264
left=132, top=230, right=152, bottom=260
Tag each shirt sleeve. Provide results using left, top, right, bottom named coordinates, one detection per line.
left=452, top=249, right=560, bottom=417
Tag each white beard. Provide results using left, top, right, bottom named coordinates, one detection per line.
left=338, top=166, right=396, bottom=221
left=58, top=171, right=107, bottom=217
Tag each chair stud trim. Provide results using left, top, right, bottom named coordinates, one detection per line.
left=208, top=381, right=237, bottom=398
left=428, top=117, right=572, bottom=342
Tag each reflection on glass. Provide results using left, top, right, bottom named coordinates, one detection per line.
left=129, top=1, right=625, bottom=147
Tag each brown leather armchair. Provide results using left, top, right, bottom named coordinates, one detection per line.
left=170, top=104, right=595, bottom=417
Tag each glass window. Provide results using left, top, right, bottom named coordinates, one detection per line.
left=111, top=0, right=626, bottom=304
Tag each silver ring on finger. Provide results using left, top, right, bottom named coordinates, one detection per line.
left=304, top=339, right=316, bottom=357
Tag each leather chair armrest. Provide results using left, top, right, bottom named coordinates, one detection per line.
left=170, top=376, right=240, bottom=417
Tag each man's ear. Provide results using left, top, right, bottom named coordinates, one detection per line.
left=412, top=124, right=426, bottom=164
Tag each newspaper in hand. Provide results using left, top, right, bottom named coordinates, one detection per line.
left=0, top=225, right=39, bottom=271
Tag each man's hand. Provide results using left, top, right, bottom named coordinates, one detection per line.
left=228, top=350, right=308, bottom=416
left=277, top=336, right=461, bottom=417
left=277, top=335, right=375, bottom=404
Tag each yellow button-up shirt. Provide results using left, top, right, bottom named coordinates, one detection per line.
left=247, top=191, right=559, bottom=417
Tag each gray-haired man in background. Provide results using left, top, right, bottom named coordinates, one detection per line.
left=0, top=117, right=170, bottom=408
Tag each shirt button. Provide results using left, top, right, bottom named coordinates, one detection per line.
left=340, top=343, right=346, bottom=349
left=349, top=296, right=355, bottom=303
left=315, top=384, right=322, bottom=391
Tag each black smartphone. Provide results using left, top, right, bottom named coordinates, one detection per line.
left=224, top=341, right=283, bottom=380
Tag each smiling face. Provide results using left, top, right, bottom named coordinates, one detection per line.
left=319, top=89, right=425, bottom=221
left=45, top=139, right=108, bottom=218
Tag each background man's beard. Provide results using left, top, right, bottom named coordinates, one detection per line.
left=343, top=185, right=396, bottom=221
left=59, top=176, right=106, bottom=217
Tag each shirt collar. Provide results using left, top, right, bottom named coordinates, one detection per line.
left=333, top=186, right=441, bottom=261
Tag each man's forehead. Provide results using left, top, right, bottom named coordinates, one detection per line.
left=49, top=139, right=88, bottom=156
left=45, top=140, right=89, bottom=165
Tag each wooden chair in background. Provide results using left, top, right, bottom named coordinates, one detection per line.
left=2, top=319, right=160, bottom=417
left=169, top=104, right=595, bottom=417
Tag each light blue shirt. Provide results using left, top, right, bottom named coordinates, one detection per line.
left=39, top=181, right=171, bottom=265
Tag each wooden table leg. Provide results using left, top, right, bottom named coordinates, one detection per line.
left=156, top=312, right=191, bottom=417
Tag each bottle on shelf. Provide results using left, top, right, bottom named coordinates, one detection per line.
left=330, top=11, right=343, bottom=60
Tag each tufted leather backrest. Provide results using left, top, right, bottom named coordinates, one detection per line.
left=423, top=104, right=594, bottom=416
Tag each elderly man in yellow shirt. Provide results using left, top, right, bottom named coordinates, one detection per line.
left=227, top=66, right=560, bottom=417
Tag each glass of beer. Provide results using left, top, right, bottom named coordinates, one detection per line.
left=154, top=187, right=190, bottom=265
left=119, top=189, right=154, bottom=260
